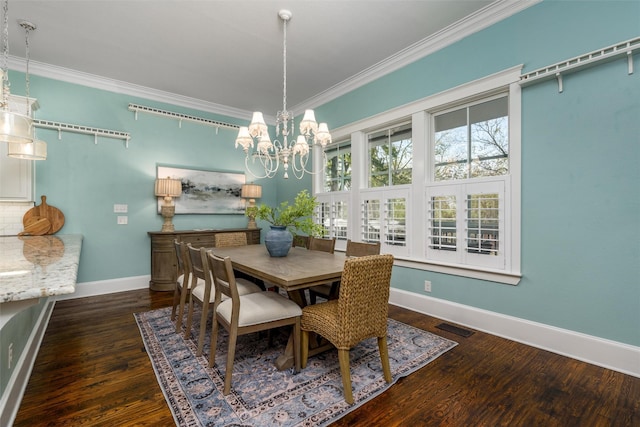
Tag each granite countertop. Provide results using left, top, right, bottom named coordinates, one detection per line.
left=0, top=234, right=82, bottom=303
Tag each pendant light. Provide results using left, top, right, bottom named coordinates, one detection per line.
left=8, top=19, right=46, bottom=159
left=0, top=0, right=34, bottom=144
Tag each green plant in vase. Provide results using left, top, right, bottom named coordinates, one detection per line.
left=252, top=190, right=324, bottom=256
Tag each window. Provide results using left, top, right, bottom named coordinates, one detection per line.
left=426, top=181, right=505, bottom=269
left=324, top=140, right=351, bottom=192
left=434, top=96, right=508, bottom=181
left=315, top=66, right=521, bottom=283
left=361, top=189, right=409, bottom=256
left=368, top=122, right=412, bottom=187
left=316, top=195, right=349, bottom=242
left=427, top=95, right=509, bottom=270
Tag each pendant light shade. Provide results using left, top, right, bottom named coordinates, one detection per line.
left=0, top=109, right=33, bottom=143
left=7, top=138, right=46, bottom=160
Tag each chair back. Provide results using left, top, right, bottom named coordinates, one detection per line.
left=187, top=244, right=208, bottom=282
left=215, top=232, right=247, bottom=247
left=337, top=254, right=394, bottom=348
left=292, top=234, right=310, bottom=249
left=174, top=239, right=187, bottom=276
left=207, top=251, right=240, bottom=303
left=345, top=239, right=381, bottom=257
left=309, top=236, right=336, bottom=254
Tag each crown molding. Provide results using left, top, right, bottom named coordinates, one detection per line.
left=292, top=0, right=541, bottom=112
left=6, top=0, right=539, bottom=120
left=7, top=56, right=254, bottom=122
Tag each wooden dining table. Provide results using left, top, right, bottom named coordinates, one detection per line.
left=210, top=244, right=347, bottom=370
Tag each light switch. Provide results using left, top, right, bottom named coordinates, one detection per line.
left=114, top=204, right=128, bottom=213
left=117, top=216, right=128, bottom=225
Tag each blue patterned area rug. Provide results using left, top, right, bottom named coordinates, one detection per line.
left=135, top=306, right=457, bottom=427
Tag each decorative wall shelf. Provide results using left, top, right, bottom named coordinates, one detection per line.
left=520, top=37, right=639, bottom=92
left=128, top=103, right=240, bottom=132
left=34, top=119, right=131, bottom=147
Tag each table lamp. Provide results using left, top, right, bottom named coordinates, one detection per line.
left=241, top=183, right=262, bottom=229
left=155, top=177, right=182, bottom=232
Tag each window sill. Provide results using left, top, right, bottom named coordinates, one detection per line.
left=393, top=257, right=522, bottom=285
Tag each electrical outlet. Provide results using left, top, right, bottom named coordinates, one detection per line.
left=424, top=280, right=432, bottom=292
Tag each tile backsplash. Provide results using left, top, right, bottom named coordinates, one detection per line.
left=0, top=202, right=32, bottom=235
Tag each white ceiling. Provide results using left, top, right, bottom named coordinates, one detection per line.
left=5, top=0, right=516, bottom=120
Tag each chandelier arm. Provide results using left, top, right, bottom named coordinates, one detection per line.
left=244, top=152, right=278, bottom=179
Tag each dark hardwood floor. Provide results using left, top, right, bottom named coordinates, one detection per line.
left=14, top=289, right=639, bottom=426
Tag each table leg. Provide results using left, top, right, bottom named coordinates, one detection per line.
left=275, top=289, right=305, bottom=370
left=274, top=289, right=333, bottom=371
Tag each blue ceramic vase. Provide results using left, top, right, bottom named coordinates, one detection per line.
left=264, top=225, right=293, bottom=257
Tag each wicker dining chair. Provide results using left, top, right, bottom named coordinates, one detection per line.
left=214, top=232, right=248, bottom=247
left=308, top=239, right=380, bottom=304
left=171, top=239, right=202, bottom=333
left=301, top=254, right=394, bottom=404
left=207, top=251, right=302, bottom=395
left=184, top=244, right=261, bottom=356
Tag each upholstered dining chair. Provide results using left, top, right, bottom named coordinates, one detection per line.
left=308, top=238, right=380, bottom=304
left=308, top=236, right=336, bottom=253
left=184, top=244, right=261, bottom=356
left=171, top=239, right=202, bottom=333
left=206, top=251, right=302, bottom=395
left=301, top=254, right=394, bottom=404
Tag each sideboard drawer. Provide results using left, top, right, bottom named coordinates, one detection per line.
left=180, top=233, right=215, bottom=247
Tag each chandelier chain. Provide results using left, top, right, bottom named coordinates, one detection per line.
left=24, top=23, right=30, bottom=98
left=282, top=16, right=287, bottom=115
left=2, top=0, right=9, bottom=105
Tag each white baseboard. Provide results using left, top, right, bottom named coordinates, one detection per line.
left=389, top=288, right=640, bottom=378
left=0, top=298, right=55, bottom=427
left=55, top=275, right=151, bottom=301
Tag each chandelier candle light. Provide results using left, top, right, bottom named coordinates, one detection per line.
left=155, top=178, right=182, bottom=232
left=235, top=9, right=332, bottom=179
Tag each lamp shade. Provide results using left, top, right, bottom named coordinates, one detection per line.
left=7, top=139, right=47, bottom=160
left=248, top=111, right=268, bottom=138
left=155, top=178, right=182, bottom=197
left=241, top=184, right=262, bottom=199
left=235, top=126, right=254, bottom=151
left=0, top=110, right=34, bottom=144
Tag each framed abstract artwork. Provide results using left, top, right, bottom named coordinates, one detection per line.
left=156, top=165, right=245, bottom=215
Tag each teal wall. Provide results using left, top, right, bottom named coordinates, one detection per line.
left=2, top=0, right=636, bottom=359
left=313, top=0, right=640, bottom=346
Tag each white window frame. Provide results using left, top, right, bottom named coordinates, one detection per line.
left=315, top=66, right=522, bottom=285
left=360, top=187, right=411, bottom=258
left=314, top=192, right=350, bottom=252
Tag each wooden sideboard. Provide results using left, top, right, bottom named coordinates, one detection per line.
left=147, top=228, right=261, bottom=291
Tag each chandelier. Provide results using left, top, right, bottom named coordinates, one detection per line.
left=235, top=9, right=331, bottom=179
